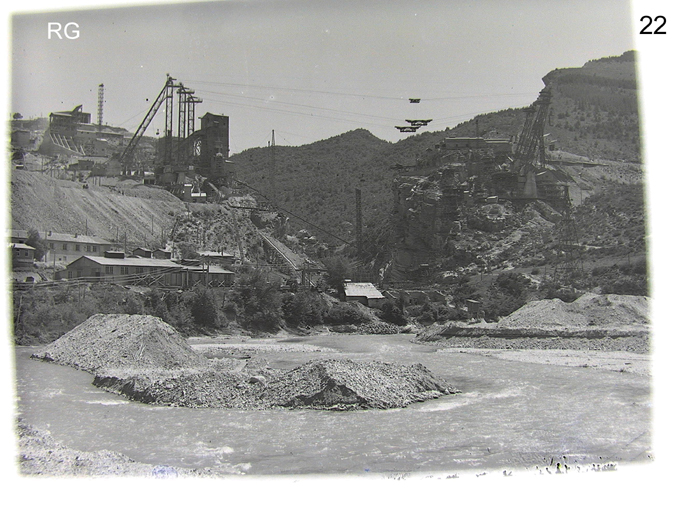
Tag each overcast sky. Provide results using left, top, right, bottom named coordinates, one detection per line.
left=10, top=0, right=636, bottom=153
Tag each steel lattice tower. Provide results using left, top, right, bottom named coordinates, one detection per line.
left=553, top=185, right=583, bottom=280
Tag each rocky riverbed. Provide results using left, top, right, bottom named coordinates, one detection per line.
left=16, top=419, right=211, bottom=477
left=31, top=314, right=456, bottom=410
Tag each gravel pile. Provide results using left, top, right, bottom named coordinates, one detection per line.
left=421, top=335, right=649, bottom=353
left=33, top=314, right=453, bottom=410
left=17, top=419, right=210, bottom=477
left=261, top=359, right=455, bottom=410
left=329, top=322, right=403, bottom=334
left=31, top=314, right=207, bottom=372
left=499, top=293, right=649, bottom=329
left=94, top=358, right=455, bottom=410
left=417, top=293, right=650, bottom=351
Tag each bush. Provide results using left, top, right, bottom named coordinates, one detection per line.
left=324, top=302, right=367, bottom=325
left=187, top=286, right=222, bottom=328
left=282, top=291, right=327, bottom=327
left=483, top=272, right=534, bottom=320
left=379, top=299, right=408, bottom=326
left=229, top=269, right=283, bottom=331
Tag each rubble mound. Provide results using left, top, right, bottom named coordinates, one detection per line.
left=93, top=359, right=455, bottom=410
left=498, top=293, right=649, bottom=329
left=32, top=315, right=453, bottom=410
left=261, top=359, right=454, bottom=410
left=417, top=293, right=649, bottom=348
left=31, top=314, right=207, bottom=372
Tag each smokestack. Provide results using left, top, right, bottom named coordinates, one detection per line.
left=97, top=83, right=104, bottom=129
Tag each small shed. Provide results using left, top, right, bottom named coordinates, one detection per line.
left=342, top=282, right=385, bottom=309
left=153, top=248, right=172, bottom=259
left=132, top=247, right=153, bottom=258
left=10, top=243, right=35, bottom=268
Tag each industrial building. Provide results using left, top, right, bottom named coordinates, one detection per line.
left=55, top=252, right=234, bottom=288
left=10, top=229, right=114, bottom=265
left=342, top=282, right=385, bottom=308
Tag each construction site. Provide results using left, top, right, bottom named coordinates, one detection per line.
left=9, top=5, right=652, bottom=481
left=10, top=50, right=647, bottom=339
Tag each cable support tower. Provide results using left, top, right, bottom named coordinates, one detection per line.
left=553, top=185, right=583, bottom=281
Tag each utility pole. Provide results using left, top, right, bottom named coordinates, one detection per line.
left=356, top=188, right=362, bottom=259
left=270, top=129, right=275, bottom=175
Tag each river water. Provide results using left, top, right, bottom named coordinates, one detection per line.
left=13, top=334, right=652, bottom=476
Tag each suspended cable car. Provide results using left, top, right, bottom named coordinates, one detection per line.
left=405, top=119, right=433, bottom=126
left=395, top=126, right=419, bottom=133
left=409, top=98, right=421, bottom=103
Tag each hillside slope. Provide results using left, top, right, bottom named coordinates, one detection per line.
left=229, top=52, right=641, bottom=242
left=11, top=171, right=187, bottom=248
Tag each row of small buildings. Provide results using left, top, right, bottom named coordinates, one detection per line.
left=9, top=229, right=235, bottom=289
left=54, top=251, right=234, bottom=288
left=9, top=229, right=391, bottom=309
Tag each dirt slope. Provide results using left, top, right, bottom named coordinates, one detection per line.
left=11, top=170, right=186, bottom=247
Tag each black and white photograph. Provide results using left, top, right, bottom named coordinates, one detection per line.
left=3, top=0, right=680, bottom=506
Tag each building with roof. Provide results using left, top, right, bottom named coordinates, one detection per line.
left=198, top=250, right=236, bottom=268
left=342, top=282, right=385, bottom=309
left=132, top=247, right=153, bottom=258
left=47, top=232, right=113, bottom=264
left=55, top=254, right=234, bottom=288
left=10, top=243, right=35, bottom=268
left=10, top=229, right=114, bottom=265
left=153, top=248, right=172, bottom=259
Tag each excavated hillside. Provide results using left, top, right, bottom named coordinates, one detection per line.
left=10, top=170, right=264, bottom=257
left=11, top=170, right=185, bottom=247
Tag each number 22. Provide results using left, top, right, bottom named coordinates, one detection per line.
left=640, top=15, right=666, bottom=34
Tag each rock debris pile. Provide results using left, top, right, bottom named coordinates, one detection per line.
left=498, top=293, right=648, bottom=329
left=31, top=314, right=207, bottom=372
left=261, top=359, right=453, bottom=410
left=418, top=293, right=649, bottom=352
left=32, top=314, right=454, bottom=410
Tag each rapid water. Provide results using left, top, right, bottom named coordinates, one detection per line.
left=13, top=334, right=651, bottom=475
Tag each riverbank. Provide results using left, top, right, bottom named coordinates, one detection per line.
left=16, top=419, right=212, bottom=477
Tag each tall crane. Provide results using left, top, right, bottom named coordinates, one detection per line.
left=511, top=86, right=552, bottom=198
left=119, top=75, right=177, bottom=173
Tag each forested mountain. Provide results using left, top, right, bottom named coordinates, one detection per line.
left=229, top=50, right=641, bottom=245
left=543, top=50, right=640, bottom=162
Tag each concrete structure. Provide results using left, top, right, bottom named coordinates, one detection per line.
left=11, top=129, right=31, bottom=149
left=440, top=137, right=512, bottom=154
left=11, top=270, right=46, bottom=287
left=41, top=105, right=130, bottom=158
left=342, top=282, right=385, bottom=308
left=49, top=105, right=91, bottom=137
